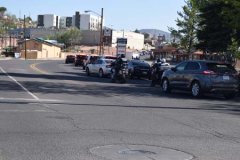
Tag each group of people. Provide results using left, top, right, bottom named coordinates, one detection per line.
left=111, top=54, right=170, bottom=85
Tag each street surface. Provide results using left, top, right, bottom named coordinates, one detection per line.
left=0, top=59, right=239, bottom=160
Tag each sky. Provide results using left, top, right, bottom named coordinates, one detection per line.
left=1, top=0, right=185, bottom=32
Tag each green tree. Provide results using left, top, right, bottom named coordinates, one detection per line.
left=196, top=0, right=240, bottom=55
left=143, top=32, right=150, bottom=39
left=0, top=7, right=7, bottom=35
left=169, top=0, right=199, bottom=54
left=168, top=27, right=181, bottom=47
left=53, top=27, right=82, bottom=48
left=25, top=16, right=32, bottom=22
left=228, top=38, right=240, bottom=59
left=0, top=7, right=7, bottom=18
left=134, top=29, right=140, bottom=33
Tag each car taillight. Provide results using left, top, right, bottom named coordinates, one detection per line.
left=202, top=70, right=216, bottom=75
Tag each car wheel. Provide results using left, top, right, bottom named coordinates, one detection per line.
left=86, top=67, right=90, bottom=76
left=224, top=93, right=236, bottom=99
left=191, top=81, right=202, bottom=97
left=99, top=69, right=104, bottom=78
left=162, top=78, right=171, bottom=93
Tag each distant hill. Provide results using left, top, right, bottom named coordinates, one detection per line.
left=139, top=29, right=171, bottom=41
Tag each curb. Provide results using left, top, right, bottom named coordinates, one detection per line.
left=0, top=57, right=14, bottom=60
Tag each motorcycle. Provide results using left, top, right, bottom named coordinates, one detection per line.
left=150, top=62, right=171, bottom=87
left=110, top=60, right=128, bottom=83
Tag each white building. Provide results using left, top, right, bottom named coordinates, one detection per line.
left=60, top=17, right=67, bottom=28
left=112, top=31, right=144, bottom=50
left=37, top=14, right=60, bottom=29
left=38, top=12, right=104, bottom=30
left=59, top=16, right=72, bottom=29
left=81, top=30, right=144, bottom=50
left=80, top=14, right=103, bottom=31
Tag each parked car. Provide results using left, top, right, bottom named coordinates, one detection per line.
left=86, top=59, right=114, bottom=77
left=74, top=54, right=87, bottom=67
left=83, top=54, right=100, bottom=70
left=65, top=55, right=75, bottom=64
left=127, top=60, right=151, bottom=79
left=161, top=60, right=239, bottom=99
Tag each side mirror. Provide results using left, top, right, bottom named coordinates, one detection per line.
left=171, top=67, right=177, bottom=72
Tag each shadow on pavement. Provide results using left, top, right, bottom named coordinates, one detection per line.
left=0, top=71, right=239, bottom=100
left=0, top=100, right=239, bottom=116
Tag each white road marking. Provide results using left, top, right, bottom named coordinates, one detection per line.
left=39, top=86, right=78, bottom=92
left=0, top=109, right=53, bottom=113
left=0, top=67, right=39, bottom=100
left=0, top=97, right=61, bottom=102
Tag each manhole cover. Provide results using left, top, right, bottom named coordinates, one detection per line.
left=90, top=144, right=194, bottom=160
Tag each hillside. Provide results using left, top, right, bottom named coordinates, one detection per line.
left=139, top=29, right=171, bottom=41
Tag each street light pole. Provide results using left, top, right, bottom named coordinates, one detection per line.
left=24, top=15, right=26, bottom=60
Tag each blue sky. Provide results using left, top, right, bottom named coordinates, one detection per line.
left=1, top=0, right=185, bottom=32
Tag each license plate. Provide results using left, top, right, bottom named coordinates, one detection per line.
left=223, top=75, right=229, bottom=80
left=142, top=72, right=147, bottom=74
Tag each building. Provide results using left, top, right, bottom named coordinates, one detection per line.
left=37, top=14, right=60, bottom=29
left=36, top=11, right=104, bottom=30
left=60, top=17, right=67, bottom=28
left=80, top=30, right=144, bottom=50
left=0, top=36, right=17, bottom=51
left=60, top=16, right=72, bottom=29
left=112, top=31, right=144, bottom=50
left=66, top=17, right=72, bottom=28
left=72, top=12, right=80, bottom=29
left=18, top=38, right=61, bottom=59
left=80, top=14, right=102, bottom=30
left=9, top=28, right=66, bottom=39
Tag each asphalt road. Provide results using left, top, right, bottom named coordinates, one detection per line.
left=0, top=59, right=239, bottom=160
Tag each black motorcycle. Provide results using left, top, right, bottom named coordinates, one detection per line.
left=111, top=59, right=128, bottom=83
left=150, top=62, right=171, bottom=87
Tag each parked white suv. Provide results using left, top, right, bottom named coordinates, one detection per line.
left=86, top=59, right=114, bottom=77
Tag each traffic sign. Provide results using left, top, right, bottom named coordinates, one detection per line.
left=117, top=38, right=127, bottom=44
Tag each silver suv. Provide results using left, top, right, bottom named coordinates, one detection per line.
left=161, top=60, right=239, bottom=99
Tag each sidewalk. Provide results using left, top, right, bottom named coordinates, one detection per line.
left=0, top=56, right=64, bottom=61
left=0, top=56, right=14, bottom=60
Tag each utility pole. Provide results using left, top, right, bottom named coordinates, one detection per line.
left=24, top=15, right=26, bottom=60
left=99, top=8, right=103, bottom=56
left=9, top=34, right=11, bottom=50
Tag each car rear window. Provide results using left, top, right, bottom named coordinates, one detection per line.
left=77, top=55, right=87, bottom=59
left=105, top=56, right=117, bottom=60
left=207, top=63, right=236, bottom=74
left=132, top=61, right=149, bottom=67
left=104, top=60, right=113, bottom=64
